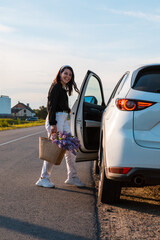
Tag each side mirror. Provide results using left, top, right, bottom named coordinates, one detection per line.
left=84, top=96, right=98, bottom=105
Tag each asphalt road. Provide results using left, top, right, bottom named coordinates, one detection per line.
left=0, top=126, right=99, bottom=240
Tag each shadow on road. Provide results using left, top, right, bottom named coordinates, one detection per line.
left=0, top=215, right=91, bottom=240
left=55, top=186, right=95, bottom=196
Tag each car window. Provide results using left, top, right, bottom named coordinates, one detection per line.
left=107, top=72, right=129, bottom=105
left=116, top=73, right=129, bottom=95
left=133, top=68, right=160, bottom=93
left=84, top=75, right=103, bottom=106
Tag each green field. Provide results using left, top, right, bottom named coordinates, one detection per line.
left=0, top=118, right=45, bottom=131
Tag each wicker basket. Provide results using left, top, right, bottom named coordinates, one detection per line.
left=39, top=137, right=66, bottom=165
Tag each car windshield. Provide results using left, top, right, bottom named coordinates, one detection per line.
left=133, top=67, right=160, bottom=93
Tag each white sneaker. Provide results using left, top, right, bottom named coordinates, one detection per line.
left=36, top=178, right=55, bottom=188
left=65, top=176, right=85, bottom=187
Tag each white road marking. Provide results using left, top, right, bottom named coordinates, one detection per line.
left=0, top=131, right=46, bottom=147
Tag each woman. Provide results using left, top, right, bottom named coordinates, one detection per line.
left=36, top=65, right=85, bottom=188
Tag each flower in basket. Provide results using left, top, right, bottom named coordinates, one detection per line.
left=51, top=131, right=81, bottom=155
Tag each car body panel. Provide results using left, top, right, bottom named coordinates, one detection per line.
left=126, top=88, right=160, bottom=102
left=133, top=103, right=160, bottom=149
left=126, top=87, right=160, bottom=149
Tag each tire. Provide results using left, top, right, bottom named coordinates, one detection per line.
left=93, top=160, right=99, bottom=175
left=93, top=131, right=103, bottom=175
left=98, top=160, right=121, bottom=204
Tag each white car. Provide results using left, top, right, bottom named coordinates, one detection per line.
left=70, top=63, right=160, bottom=203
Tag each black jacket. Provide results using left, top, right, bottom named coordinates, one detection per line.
left=47, top=81, right=70, bottom=125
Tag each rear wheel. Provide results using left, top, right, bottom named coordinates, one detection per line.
left=98, top=160, right=121, bottom=204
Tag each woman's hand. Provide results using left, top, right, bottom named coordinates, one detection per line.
left=51, top=125, right=57, bottom=134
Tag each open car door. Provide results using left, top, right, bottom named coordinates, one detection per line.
left=70, top=70, right=106, bottom=162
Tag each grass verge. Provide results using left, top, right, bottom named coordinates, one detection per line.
left=0, top=119, right=45, bottom=131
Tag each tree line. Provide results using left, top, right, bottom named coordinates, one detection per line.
left=33, top=106, right=47, bottom=120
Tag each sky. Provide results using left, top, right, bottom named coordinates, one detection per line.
left=0, top=0, right=160, bottom=109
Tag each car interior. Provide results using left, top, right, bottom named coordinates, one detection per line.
left=83, top=98, right=105, bottom=150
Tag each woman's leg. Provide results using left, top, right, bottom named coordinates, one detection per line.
left=62, top=114, right=85, bottom=187
left=61, top=115, right=77, bottom=179
left=36, top=116, right=55, bottom=187
left=40, top=116, right=54, bottom=179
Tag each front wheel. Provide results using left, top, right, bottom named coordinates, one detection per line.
left=93, top=160, right=99, bottom=175
left=98, top=160, right=121, bottom=204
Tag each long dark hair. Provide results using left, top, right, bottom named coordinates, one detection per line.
left=52, top=65, right=80, bottom=96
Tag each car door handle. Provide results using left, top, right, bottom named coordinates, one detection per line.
left=76, top=119, right=81, bottom=123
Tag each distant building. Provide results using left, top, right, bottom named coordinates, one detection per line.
left=11, top=102, right=35, bottom=119
left=0, top=95, right=11, bottom=118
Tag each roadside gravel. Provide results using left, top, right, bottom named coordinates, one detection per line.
left=94, top=174, right=160, bottom=240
